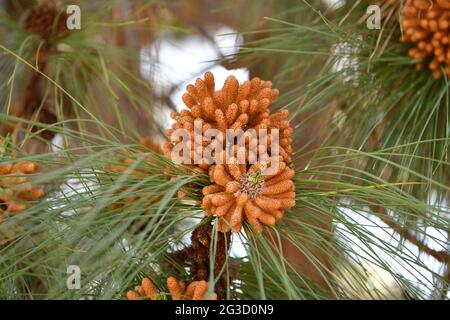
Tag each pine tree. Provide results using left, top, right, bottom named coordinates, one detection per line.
left=0, top=0, right=448, bottom=300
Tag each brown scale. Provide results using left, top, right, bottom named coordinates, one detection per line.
left=401, top=0, right=450, bottom=78
left=163, top=72, right=293, bottom=172
left=174, top=221, right=231, bottom=299
left=0, top=143, right=44, bottom=243
left=22, top=0, right=68, bottom=40
left=201, top=151, right=296, bottom=233
left=126, top=276, right=217, bottom=300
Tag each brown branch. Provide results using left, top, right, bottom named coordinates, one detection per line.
left=0, top=47, right=48, bottom=143
left=369, top=205, right=450, bottom=265
left=16, top=48, right=48, bottom=118
left=366, top=116, right=449, bottom=266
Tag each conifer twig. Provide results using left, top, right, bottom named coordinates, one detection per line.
left=369, top=205, right=450, bottom=265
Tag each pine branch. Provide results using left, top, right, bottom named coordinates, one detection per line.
left=369, top=205, right=450, bottom=265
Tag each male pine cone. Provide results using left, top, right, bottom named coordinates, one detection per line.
left=0, top=155, right=44, bottom=244
left=402, top=0, right=450, bottom=78
left=164, top=72, right=296, bottom=233
left=202, top=157, right=295, bottom=233
left=163, top=72, right=293, bottom=170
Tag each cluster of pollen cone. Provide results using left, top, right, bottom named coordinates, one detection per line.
left=164, top=72, right=296, bottom=233
left=202, top=157, right=295, bottom=232
left=401, top=0, right=450, bottom=78
left=0, top=161, right=43, bottom=213
left=0, top=143, right=44, bottom=243
left=127, top=277, right=216, bottom=300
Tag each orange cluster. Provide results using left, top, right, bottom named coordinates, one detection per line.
left=0, top=161, right=44, bottom=213
left=164, top=72, right=296, bottom=232
left=401, top=0, right=450, bottom=78
left=202, top=157, right=296, bottom=233
left=127, top=277, right=217, bottom=300
left=163, top=72, right=293, bottom=171
left=0, top=160, right=44, bottom=243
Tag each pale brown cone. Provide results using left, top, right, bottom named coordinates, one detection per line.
left=401, top=0, right=450, bottom=78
